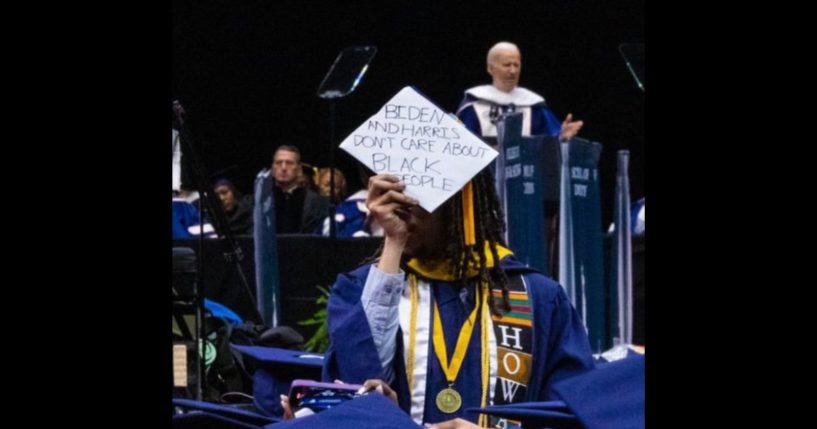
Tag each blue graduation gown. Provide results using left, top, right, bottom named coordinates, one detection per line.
left=457, top=93, right=562, bottom=139
left=322, top=255, right=594, bottom=424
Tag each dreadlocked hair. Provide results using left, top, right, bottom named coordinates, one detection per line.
left=366, top=169, right=513, bottom=315
left=446, top=168, right=512, bottom=316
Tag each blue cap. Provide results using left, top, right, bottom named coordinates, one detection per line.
left=173, top=398, right=279, bottom=427
left=265, top=393, right=422, bottom=429
left=551, top=353, right=644, bottom=429
left=173, top=411, right=262, bottom=429
left=471, top=353, right=644, bottom=429
left=231, top=345, right=324, bottom=418
left=467, top=401, right=580, bottom=428
left=204, top=298, right=244, bottom=325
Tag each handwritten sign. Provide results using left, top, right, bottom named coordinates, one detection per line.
left=340, top=86, right=498, bottom=212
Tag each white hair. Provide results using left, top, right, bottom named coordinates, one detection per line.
left=487, top=41, right=520, bottom=64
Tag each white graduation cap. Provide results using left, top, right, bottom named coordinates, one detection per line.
left=339, top=86, right=497, bottom=212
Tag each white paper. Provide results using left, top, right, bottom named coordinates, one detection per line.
left=340, top=86, right=497, bottom=212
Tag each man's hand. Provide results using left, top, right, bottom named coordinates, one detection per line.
left=559, top=113, right=584, bottom=142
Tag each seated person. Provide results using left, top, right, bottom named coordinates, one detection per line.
left=321, top=187, right=384, bottom=238
left=320, top=168, right=383, bottom=238
left=264, top=145, right=329, bottom=234
left=172, top=193, right=201, bottom=239
left=212, top=178, right=254, bottom=236
left=317, top=167, right=348, bottom=203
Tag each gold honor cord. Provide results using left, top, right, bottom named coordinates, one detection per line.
left=406, top=275, right=419, bottom=394
left=432, top=284, right=483, bottom=414
left=478, top=281, right=489, bottom=427
left=462, top=181, right=476, bottom=246
left=406, top=267, right=494, bottom=424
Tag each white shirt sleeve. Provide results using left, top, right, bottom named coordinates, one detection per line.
left=360, top=265, right=405, bottom=382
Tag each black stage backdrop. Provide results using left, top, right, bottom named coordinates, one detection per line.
left=172, top=0, right=644, bottom=226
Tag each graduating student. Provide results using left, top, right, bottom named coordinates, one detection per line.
left=322, top=167, right=594, bottom=428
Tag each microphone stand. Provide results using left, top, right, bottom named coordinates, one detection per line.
left=172, top=101, right=263, bottom=398
left=316, top=46, right=377, bottom=239
left=328, top=99, right=337, bottom=238
left=173, top=101, right=261, bottom=320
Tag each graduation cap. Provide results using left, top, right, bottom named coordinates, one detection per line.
left=339, top=86, right=498, bottom=213
left=173, top=398, right=280, bottom=428
left=269, top=392, right=422, bottom=429
left=470, top=353, right=644, bottom=429
left=466, top=401, right=581, bottom=429
left=173, top=411, right=262, bottom=429
left=231, top=345, right=324, bottom=418
left=551, top=353, right=644, bottom=429
left=205, top=298, right=244, bottom=325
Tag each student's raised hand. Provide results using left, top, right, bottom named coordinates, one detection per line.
left=366, top=174, right=418, bottom=244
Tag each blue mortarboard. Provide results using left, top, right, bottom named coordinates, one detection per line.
left=205, top=298, right=244, bottom=325
left=265, top=393, right=422, bottom=429
left=231, top=345, right=324, bottom=418
left=551, top=353, right=644, bottom=429
left=471, top=353, right=644, bottom=429
left=173, top=411, right=262, bottom=429
left=467, top=401, right=581, bottom=428
left=173, top=398, right=280, bottom=427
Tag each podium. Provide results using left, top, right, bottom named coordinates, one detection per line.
left=494, top=113, right=559, bottom=275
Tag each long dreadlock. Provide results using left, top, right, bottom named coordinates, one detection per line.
left=366, top=168, right=513, bottom=315
left=446, top=167, right=512, bottom=316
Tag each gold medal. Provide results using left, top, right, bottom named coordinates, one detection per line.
left=436, top=387, right=462, bottom=413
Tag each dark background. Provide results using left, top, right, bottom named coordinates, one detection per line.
left=172, top=0, right=644, bottom=225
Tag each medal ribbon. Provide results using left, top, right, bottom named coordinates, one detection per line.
left=432, top=284, right=482, bottom=385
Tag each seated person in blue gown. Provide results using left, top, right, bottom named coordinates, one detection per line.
left=320, top=167, right=595, bottom=428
